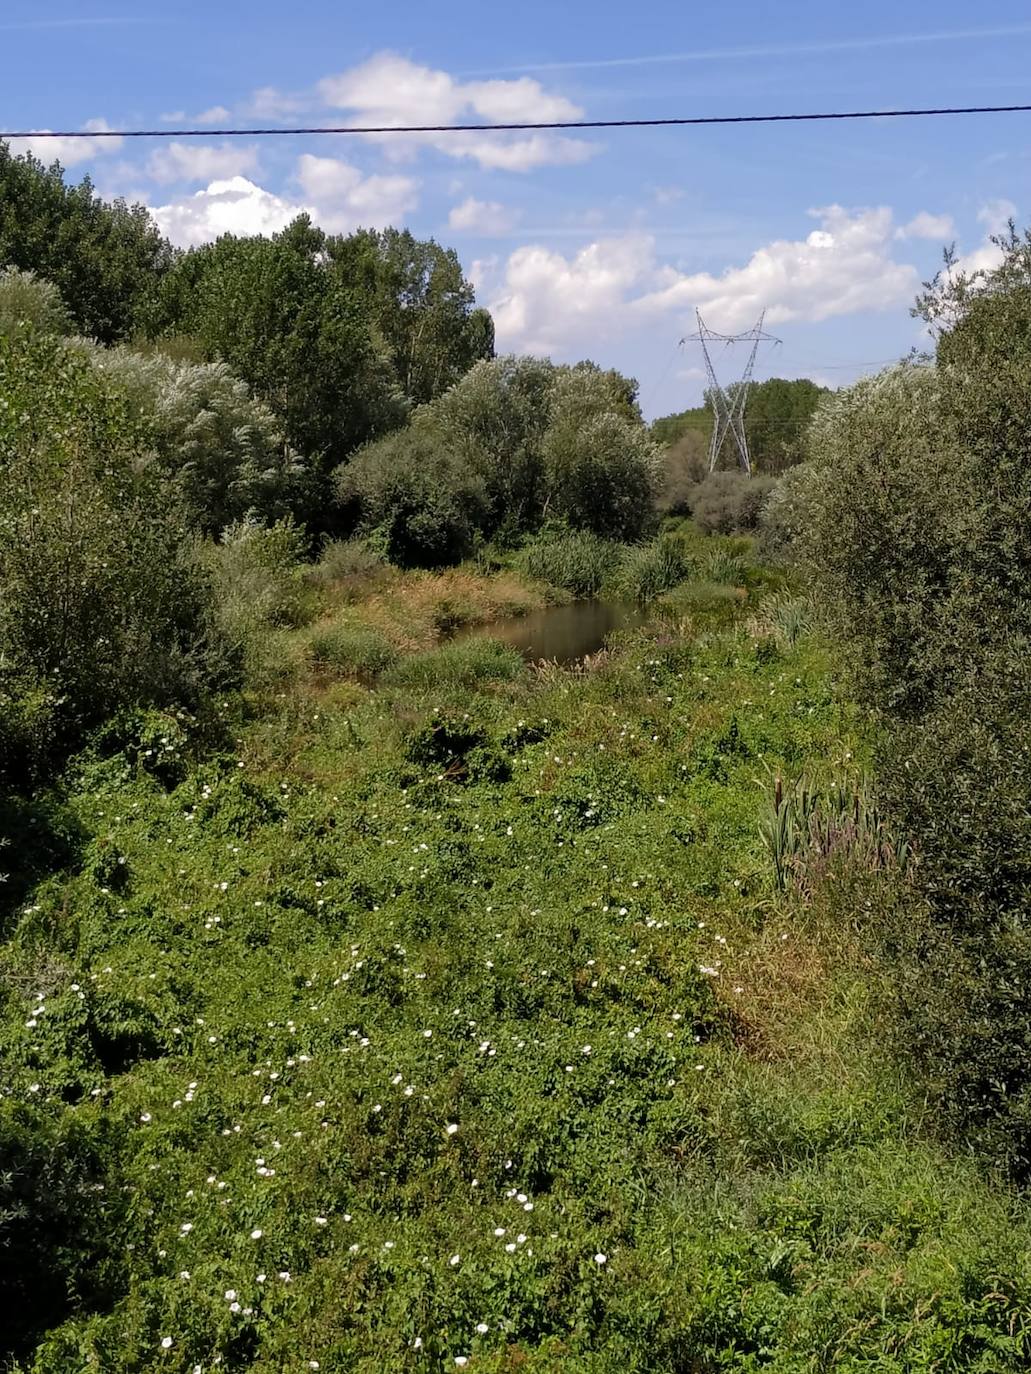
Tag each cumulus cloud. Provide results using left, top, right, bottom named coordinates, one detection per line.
left=489, top=235, right=657, bottom=353
left=316, top=51, right=596, bottom=170
left=151, top=176, right=308, bottom=248
left=488, top=206, right=922, bottom=354
left=896, top=211, right=955, bottom=240
left=146, top=142, right=261, bottom=185
left=448, top=197, right=518, bottom=234
left=6, top=117, right=122, bottom=167
left=295, top=154, right=418, bottom=231
left=150, top=159, right=419, bottom=247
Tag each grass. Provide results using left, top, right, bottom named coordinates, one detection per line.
left=5, top=561, right=1031, bottom=1371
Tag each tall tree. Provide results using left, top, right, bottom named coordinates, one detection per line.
left=0, top=141, right=173, bottom=343
left=328, top=227, right=494, bottom=406
left=146, top=216, right=406, bottom=472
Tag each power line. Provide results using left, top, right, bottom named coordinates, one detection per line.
left=7, top=102, right=1031, bottom=141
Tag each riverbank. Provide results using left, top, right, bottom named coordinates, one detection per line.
left=6, top=550, right=1031, bottom=1371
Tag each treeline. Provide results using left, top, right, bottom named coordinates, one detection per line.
left=649, top=376, right=827, bottom=533
left=765, top=223, right=1031, bottom=1176
left=0, top=143, right=662, bottom=785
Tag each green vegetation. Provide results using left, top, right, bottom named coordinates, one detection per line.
left=7, top=142, right=1031, bottom=1371
left=781, top=223, right=1031, bottom=1176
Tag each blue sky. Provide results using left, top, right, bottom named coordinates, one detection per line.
left=2, top=1, right=1028, bottom=417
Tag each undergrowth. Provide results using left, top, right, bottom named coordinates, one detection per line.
left=4, top=566, right=1031, bottom=1372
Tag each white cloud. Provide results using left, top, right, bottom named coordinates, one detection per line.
left=490, top=235, right=657, bottom=354
left=150, top=160, right=419, bottom=247
left=146, top=142, right=260, bottom=185
left=246, top=86, right=306, bottom=119
left=151, top=176, right=308, bottom=248
left=489, top=206, right=921, bottom=355
left=6, top=117, right=122, bottom=167
left=316, top=51, right=596, bottom=171
left=448, top=197, right=518, bottom=234
left=195, top=106, right=232, bottom=125
left=637, top=206, right=919, bottom=332
left=295, top=154, right=418, bottom=231
left=896, top=211, right=955, bottom=240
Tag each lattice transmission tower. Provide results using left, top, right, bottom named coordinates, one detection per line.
left=681, top=310, right=780, bottom=475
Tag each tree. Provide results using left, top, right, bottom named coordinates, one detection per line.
left=145, top=216, right=407, bottom=475
left=93, top=347, right=316, bottom=534
left=329, top=228, right=494, bottom=406
left=336, top=355, right=660, bottom=559
left=0, top=141, right=172, bottom=343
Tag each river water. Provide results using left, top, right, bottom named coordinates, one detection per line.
left=458, top=600, right=652, bottom=665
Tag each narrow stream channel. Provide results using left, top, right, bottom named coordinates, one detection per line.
left=457, top=600, right=653, bottom=665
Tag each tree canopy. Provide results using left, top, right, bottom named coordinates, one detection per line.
left=0, top=141, right=172, bottom=343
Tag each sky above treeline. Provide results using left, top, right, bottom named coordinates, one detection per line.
left=2, top=1, right=1027, bottom=418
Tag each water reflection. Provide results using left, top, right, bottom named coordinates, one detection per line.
left=459, top=600, right=652, bottom=665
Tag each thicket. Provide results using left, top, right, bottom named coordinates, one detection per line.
left=792, top=223, right=1031, bottom=1173
left=340, top=357, right=662, bottom=557
left=0, top=144, right=172, bottom=343
left=0, top=332, right=230, bottom=782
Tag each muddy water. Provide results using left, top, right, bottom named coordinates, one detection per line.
left=459, top=600, right=652, bottom=665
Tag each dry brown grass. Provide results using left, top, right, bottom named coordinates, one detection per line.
left=331, top=568, right=549, bottom=653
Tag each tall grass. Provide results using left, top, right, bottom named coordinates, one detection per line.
left=382, top=636, right=525, bottom=690
left=612, top=537, right=690, bottom=601
left=516, top=530, right=621, bottom=598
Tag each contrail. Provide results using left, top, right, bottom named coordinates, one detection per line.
left=481, top=25, right=1031, bottom=74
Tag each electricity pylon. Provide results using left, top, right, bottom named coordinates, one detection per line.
left=681, top=311, right=780, bottom=475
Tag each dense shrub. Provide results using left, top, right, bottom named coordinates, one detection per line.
left=0, top=333, right=228, bottom=759
left=756, top=462, right=820, bottom=563
left=337, top=428, right=488, bottom=568
left=339, top=357, right=660, bottom=563
left=797, top=227, right=1031, bottom=1170
left=0, top=267, right=72, bottom=340
left=309, top=538, right=387, bottom=585
left=539, top=366, right=661, bottom=538
left=94, top=349, right=316, bottom=533
left=691, top=471, right=777, bottom=535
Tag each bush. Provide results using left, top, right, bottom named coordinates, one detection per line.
left=0, top=333, right=229, bottom=757
left=382, top=637, right=524, bottom=690
left=657, top=429, right=709, bottom=514
left=308, top=624, right=399, bottom=680
left=392, top=356, right=660, bottom=552
left=692, top=471, right=777, bottom=535
left=540, top=367, right=661, bottom=538
left=94, top=349, right=316, bottom=534
left=613, top=537, right=690, bottom=601
left=204, top=519, right=312, bottom=687
left=756, top=462, right=820, bottom=564
left=795, top=227, right=1031, bottom=1169
left=0, top=267, right=72, bottom=341
left=335, top=428, right=488, bottom=568
left=309, top=538, right=386, bottom=584
left=517, top=530, right=621, bottom=598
